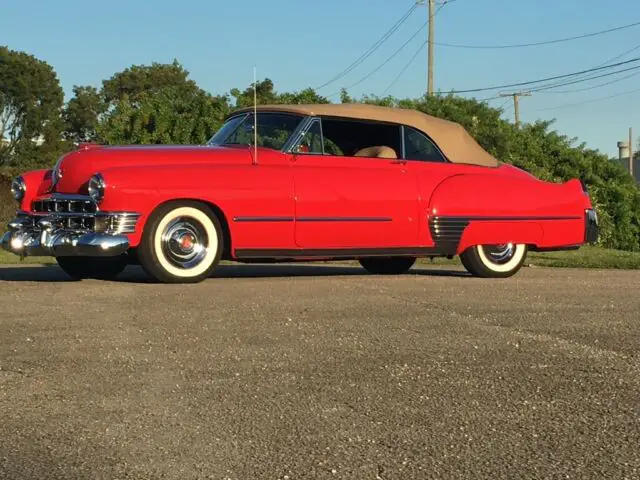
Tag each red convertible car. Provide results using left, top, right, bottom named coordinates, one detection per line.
left=2, top=104, right=598, bottom=283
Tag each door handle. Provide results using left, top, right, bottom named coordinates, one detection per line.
left=390, top=160, right=407, bottom=165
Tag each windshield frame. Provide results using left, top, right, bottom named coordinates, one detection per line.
left=207, top=111, right=308, bottom=152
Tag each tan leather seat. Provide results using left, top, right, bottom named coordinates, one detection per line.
left=353, top=146, right=397, bottom=159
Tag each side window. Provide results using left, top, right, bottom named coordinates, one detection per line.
left=403, top=126, right=447, bottom=162
left=296, top=120, right=324, bottom=154
left=320, top=117, right=401, bottom=158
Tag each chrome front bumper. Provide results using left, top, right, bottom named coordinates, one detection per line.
left=1, top=214, right=135, bottom=258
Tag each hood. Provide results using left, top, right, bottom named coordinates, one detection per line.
left=52, top=144, right=254, bottom=194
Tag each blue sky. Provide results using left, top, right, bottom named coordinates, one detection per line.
left=1, top=0, right=639, bottom=157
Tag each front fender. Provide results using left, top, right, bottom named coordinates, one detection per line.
left=18, top=169, right=52, bottom=211
left=95, top=163, right=295, bottom=249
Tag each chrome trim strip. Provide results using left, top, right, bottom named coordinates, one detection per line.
left=296, top=217, right=392, bottom=222
left=232, top=216, right=393, bottom=223
left=47, top=193, right=94, bottom=201
left=233, top=216, right=294, bottom=222
left=439, top=215, right=583, bottom=221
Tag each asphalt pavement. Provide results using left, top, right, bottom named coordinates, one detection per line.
left=0, top=263, right=639, bottom=479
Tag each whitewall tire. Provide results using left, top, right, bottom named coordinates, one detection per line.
left=460, top=243, right=527, bottom=278
left=137, top=201, right=223, bottom=283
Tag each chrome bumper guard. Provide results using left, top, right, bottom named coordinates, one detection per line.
left=1, top=212, right=139, bottom=258
left=585, top=208, right=599, bottom=244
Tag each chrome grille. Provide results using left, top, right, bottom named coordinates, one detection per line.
left=32, top=196, right=97, bottom=214
left=95, top=213, right=140, bottom=234
left=29, top=195, right=139, bottom=235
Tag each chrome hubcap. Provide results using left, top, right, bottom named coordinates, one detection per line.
left=161, top=218, right=209, bottom=269
left=482, top=243, right=515, bottom=264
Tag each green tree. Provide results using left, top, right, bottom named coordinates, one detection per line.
left=98, top=86, right=229, bottom=145
left=102, top=59, right=195, bottom=105
left=0, top=46, right=65, bottom=168
left=63, top=85, right=104, bottom=143
left=230, top=78, right=329, bottom=108
left=339, top=88, right=353, bottom=104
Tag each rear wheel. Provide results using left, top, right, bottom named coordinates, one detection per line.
left=137, top=201, right=223, bottom=284
left=359, top=256, right=416, bottom=275
left=57, top=255, right=128, bottom=280
left=460, top=243, right=527, bottom=278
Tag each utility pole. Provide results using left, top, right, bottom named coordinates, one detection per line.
left=630, top=127, right=634, bottom=179
left=427, top=0, right=435, bottom=96
left=499, top=91, right=532, bottom=128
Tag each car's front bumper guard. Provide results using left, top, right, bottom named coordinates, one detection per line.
left=1, top=214, right=136, bottom=258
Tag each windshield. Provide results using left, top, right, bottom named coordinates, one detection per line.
left=208, top=112, right=304, bottom=151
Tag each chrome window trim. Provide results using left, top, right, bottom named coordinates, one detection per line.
left=207, top=113, right=249, bottom=146
left=285, top=117, right=325, bottom=156
left=401, top=125, right=406, bottom=159
left=282, top=115, right=316, bottom=153
left=211, top=112, right=307, bottom=153
left=319, top=118, right=326, bottom=155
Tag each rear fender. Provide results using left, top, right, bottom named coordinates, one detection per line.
left=429, top=173, right=586, bottom=251
left=457, top=221, right=543, bottom=253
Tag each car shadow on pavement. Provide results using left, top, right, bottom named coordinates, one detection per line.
left=0, top=263, right=469, bottom=283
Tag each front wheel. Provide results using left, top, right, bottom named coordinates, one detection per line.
left=359, top=256, right=416, bottom=275
left=57, top=255, right=128, bottom=280
left=137, top=201, right=223, bottom=284
left=460, top=243, right=527, bottom=278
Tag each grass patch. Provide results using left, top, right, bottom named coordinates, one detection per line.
left=526, top=246, right=640, bottom=269
left=0, top=249, right=55, bottom=265
left=414, top=246, right=640, bottom=270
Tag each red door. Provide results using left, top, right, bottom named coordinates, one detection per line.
left=292, top=154, right=419, bottom=249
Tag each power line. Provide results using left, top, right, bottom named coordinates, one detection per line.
left=530, top=64, right=640, bottom=92
left=435, top=20, right=640, bottom=49
left=332, top=21, right=428, bottom=96
left=383, top=41, right=427, bottom=95
left=497, top=98, right=511, bottom=110
left=380, top=1, right=452, bottom=95
left=595, top=42, right=640, bottom=68
left=537, top=69, right=640, bottom=94
left=445, top=57, right=640, bottom=94
left=536, top=87, right=640, bottom=111
left=524, top=43, right=640, bottom=92
left=314, top=4, right=417, bottom=90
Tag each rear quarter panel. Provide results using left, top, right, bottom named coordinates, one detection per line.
left=428, top=172, right=589, bottom=251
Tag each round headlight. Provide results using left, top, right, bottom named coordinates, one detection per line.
left=10, top=176, right=26, bottom=203
left=88, top=174, right=106, bottom=203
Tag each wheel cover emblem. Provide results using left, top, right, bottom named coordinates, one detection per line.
left=161, top=217, right=209, bottom=269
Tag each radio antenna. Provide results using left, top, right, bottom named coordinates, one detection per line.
left=252, top=66, right=258, bottom=165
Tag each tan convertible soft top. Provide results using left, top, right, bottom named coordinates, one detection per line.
left=233, top=103, right=498, bottom=167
